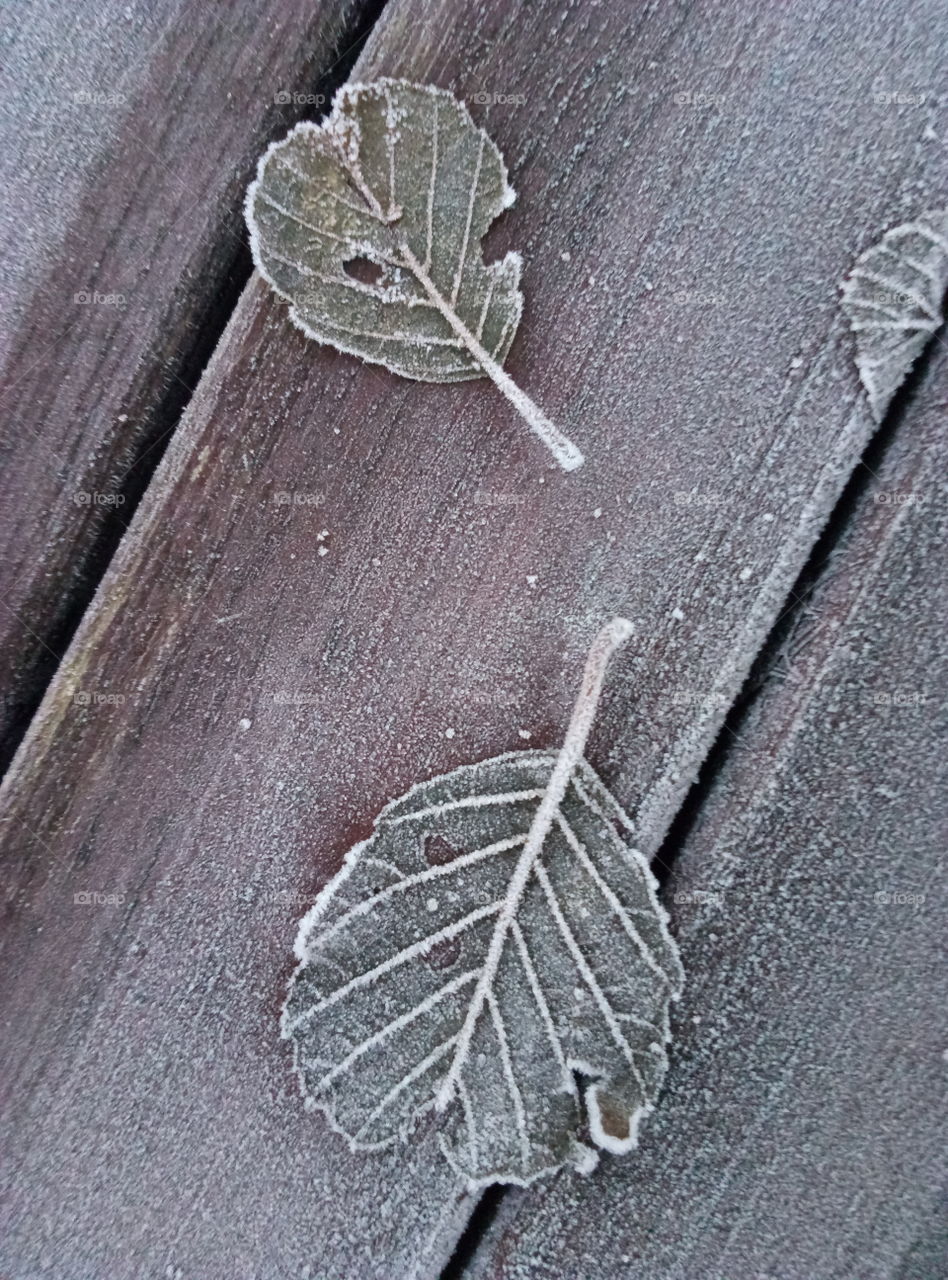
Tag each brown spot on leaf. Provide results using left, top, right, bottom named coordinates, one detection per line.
left=424, top=936, right=461, bottom=970
left=596, top=1093, right=631, bottom=1141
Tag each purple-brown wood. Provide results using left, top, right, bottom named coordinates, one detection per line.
left=2, top=0, right=947, bottom=1275
left=0, top=0, right=367, bottom=763
left=463, top=348, right=948, bottom=1280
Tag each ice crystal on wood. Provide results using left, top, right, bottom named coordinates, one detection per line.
left=841, top=209, right=948, bottom=421
left=246, top=78, right=582, bottom=470
left=282, top=620, right=682, bottom=1187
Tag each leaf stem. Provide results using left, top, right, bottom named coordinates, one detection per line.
left=398, top=244, right=584, bottom=472
left=436, top=617, right=633, bottom=1110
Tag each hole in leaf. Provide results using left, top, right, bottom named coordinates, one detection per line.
left=424, top=834, right=464, bottom=866
left=343, top=256, right=384, bottom=287
left=424, top=936, right=461, bottom=971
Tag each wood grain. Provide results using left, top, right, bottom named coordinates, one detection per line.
left=463, top=345, right=948, bottom=1280
left=0, top=0, right=370, bottom=763
left=2, top=0, right=947, bottom=1275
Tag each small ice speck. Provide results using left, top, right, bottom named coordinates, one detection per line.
left=739, top=566, right=752, bottom=581
left=518, top=729, right=531, bottom=740
left=593, top=507, right=602, bottom=518
left=238, top=718, right=252, bottom=731
left=445, top=727, right=455, bottom=739
left=318, top=546, right=329, bottom=557
left=671, top=606, right=685, bottom=621
left=560, top=251, right=571, bottom=262
left=426, top=897, right=438, bottom=912
left=526, top=574, right=538, bottom=586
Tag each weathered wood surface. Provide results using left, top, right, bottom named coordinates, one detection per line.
left=0, top=0, right=369, bottom=764
left=2, top=0, right=947, bottom=1275
left=464, top=352, right=948, bottom=1280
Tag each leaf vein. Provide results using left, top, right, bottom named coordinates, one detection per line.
left=310, top=968, right=479, bottom=1094
left=387, top=787, right=545, bottom=827
left=556, top=814, right=675, bottom=988
left=317, top=833, right=526, bottom=944
left=286, top=900, right=501, bottom=1030
left=487, top=991, right=531, bottom=1173
left=451, top=130, right=485, bottom=307
left=534, top=862, right=646, bottom=1095
left=352, top=1035, right=458, bottom=1139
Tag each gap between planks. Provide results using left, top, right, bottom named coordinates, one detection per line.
left=435, top=319, right=948, bottom=1279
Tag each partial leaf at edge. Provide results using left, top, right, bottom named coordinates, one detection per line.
left=841, top=209, right=948, bottom=422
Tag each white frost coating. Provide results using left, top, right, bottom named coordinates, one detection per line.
left=840, top=208, right=948, bottom=421
left=245, top=78, right=583, bottom=470
left=281, top=619, right=683, bottom=1187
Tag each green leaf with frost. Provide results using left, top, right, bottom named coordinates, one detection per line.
left=246, top=78, right=582, bottom=471
left=282, top=620, right=682, bottom=1187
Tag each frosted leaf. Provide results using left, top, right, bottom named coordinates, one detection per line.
left=840, top=209, right=948, bottom=421
left=246, top=78, right=583, bottom=471
left=282, top=620, right=683, bottom=1187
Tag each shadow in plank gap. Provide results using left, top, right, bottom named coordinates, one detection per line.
left=653, top=288, right=948, bottom=891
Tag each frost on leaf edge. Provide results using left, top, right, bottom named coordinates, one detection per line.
left=839, top=207, right=948, bottom=422
left=245, top=77, right=522, bottom=371
left=280, top=749, right=683, bottom=1187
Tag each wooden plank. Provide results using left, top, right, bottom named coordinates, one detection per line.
left=462, top=348, right=948, bottom=1280
left=0, top=0, right=372, bottom=763
left=2, top=0, right=947, bottom=1275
